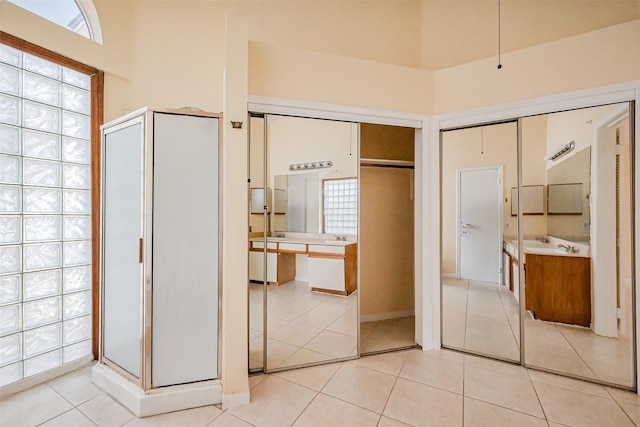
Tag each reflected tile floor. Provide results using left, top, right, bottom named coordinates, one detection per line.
left=249, top=281, right=358, bottom=370
left=3, top=349, right=639, bottom=427
left=442, top=278, right=635, bottom=387
left=442, top=278, right=520, bottom=361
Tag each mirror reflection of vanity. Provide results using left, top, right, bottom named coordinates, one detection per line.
left=248, top=114, right=359, bottom=372
left=441, top=102, right=635, bottom=389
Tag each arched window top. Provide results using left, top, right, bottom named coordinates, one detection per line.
left=8, top=0, right=103, bottom=44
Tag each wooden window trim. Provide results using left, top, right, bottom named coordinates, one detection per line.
left=0, top=31, right=104, bottom=359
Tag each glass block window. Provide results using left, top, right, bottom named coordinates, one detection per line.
left=0, top=42, right=92, bottom=387
left=323, top=178, right=357, bottom=235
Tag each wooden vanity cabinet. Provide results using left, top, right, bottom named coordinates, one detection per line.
left=308, top=243, right=357, bottom=296
left=525, top=254, right=591, bottom=326
left=249, top=241, right=296, bottom=286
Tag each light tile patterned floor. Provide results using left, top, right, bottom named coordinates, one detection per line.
left=442, top=278, right=634, bottom=387
left=2, top=348, right=639, bottom=426
left=249, top=281, right=358, bottom=370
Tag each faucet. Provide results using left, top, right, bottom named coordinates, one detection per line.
left=275, top=232, right=285, bottom=238
left=536, top=236, right=549, bottom=243
left=558, top=244, right=577, bottom=253
left=335, top=235, right=346, bottom=241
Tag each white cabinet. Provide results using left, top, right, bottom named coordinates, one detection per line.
left=249, top=240, right=295, bottom=285
left=308, top=243, right=357, bottom=295
left=101, top=107, right=220, bottom=389
left=249, top=251, right=277, bottom=283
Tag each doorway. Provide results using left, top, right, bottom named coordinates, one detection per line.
left=359, top=123, right=417, bottom=354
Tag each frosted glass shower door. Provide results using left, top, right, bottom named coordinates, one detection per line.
left=151, top=112, right=219, bottom=387
left=102, top=120, right=144, bottom=379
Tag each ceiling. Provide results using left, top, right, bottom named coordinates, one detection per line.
left=421, top=0, right=640, bottom=70
left=238, top=0, right=639, bottom=71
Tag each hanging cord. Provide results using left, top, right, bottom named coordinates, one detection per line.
left=497, top=0, right=503, bottom=69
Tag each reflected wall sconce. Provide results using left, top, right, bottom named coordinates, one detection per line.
left=546, top=140, right=575, bottom=161
left=289, top=160, right=332, bottom=171
left=231, top=121, right=243, bottom=129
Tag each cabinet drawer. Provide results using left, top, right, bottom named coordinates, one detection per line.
left=278, top=243, right=307, bottom=253
left=308, top=257, right=345, bottom=291
left=251, top=241, right=277, bottom=250
left=308, top=244, right=346, bottom=256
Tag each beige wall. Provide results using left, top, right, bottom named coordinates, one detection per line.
left=360, top=125, right=415, bottom=318
left=360, top=167, right=415, bottom=318
left=248, top=41, right=434, bottom=114
left=125, top=1, right=232, bottom=114
left=237, top=0, right=422, bottom=69
left=434, top=20, right=640, bottom=114
left=520, top=115, right=549, bottom=239
left=441, top=122, right=518, bottom=276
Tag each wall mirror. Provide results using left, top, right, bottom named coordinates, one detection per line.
left=248, top=114, right=359, bottom=372
left=521, top=102, right=635, bottom=388
left=440, top=121, right=521, bottom=362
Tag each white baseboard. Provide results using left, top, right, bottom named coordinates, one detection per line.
left=92, top=364, right=222, bottom=418
left=360, top=310, right=415, bottom=323
left=442, top=273, right=457, bottom=279
left=222, top=390, right=251, bottom=409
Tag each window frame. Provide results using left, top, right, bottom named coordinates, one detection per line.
left=0, top=31, right=104, bottom=359
left=6, top=0, right=103, bottom=44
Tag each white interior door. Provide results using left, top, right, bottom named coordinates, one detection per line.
left=457, top=167, right=502, bottom=283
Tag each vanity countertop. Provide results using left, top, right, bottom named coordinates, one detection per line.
left=250, top=237, right=357, bottom=247
left=505, top=239, right=590, bottom=259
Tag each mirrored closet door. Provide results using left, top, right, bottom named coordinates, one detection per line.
left=440, top=122, right=520, bottom=362
left=520, top=103, right=635, bottom=388
left=249, top=114, right=359, bottom=372
left=441, top=102, right=636, bottom=389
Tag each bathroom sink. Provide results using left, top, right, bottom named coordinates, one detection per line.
left=526, top=247, right=567, bottom=255
left=268, top=237, right=288, bottom=241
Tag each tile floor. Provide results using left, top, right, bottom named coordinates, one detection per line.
left=3, top=348, right=640, bottom=426
left=360, top=316, right=415, bottom=354
left=249, top=279, right=417, bottom=371
left=442, top=278, right=634, bottom=387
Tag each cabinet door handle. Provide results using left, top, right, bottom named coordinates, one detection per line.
left=139, top=238, right=144, bottom=264
left=461, top=223, right=473, bottom=228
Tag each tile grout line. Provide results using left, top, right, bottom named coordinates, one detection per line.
left=527, top=369, right=550, bottom=424
left=34, top=406, right=97, bottom=427
left=377, top=351, right=410, bottom=425
left=604, top=387, right=638, bottom=426
left=284, top=359, right=348, bottom=427
left=555, top=326, right=599, bottom=381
